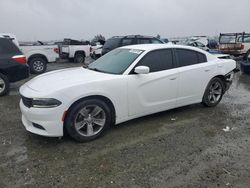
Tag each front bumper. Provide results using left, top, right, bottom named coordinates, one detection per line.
left=20, top=99, right=64, bottom=137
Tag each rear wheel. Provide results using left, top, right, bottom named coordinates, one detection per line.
left=0, top=73, right=9, bottom=96
left=74, top=53, right=85, bottom=63
left=29, top=57, right=47, bottom=74
left=65, top=99, right=111, bottom=142
left=202, top=78, right=225, bottom=107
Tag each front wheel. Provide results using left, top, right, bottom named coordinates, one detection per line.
left=65, top=99, right=111, bottom=142
left=0, top=73, right=9, bottom=96
left=202, top=78, right=225, bottom=107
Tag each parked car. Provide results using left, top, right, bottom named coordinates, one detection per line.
left=59, top=39, right=91, bottom=63
left=0, top=37, right=29, bottom=96
left=187, top=41, right=210, bottom=51
left=20, top=42, right=59, bottom=74
left=219, top=32, right=250, bottom=60
left=0, top=33, right=19, bottom=46
left=90, top=41, right=103, bottom=60
left=102, top=35, right=164, bottom=55
left=20, top=44, right=236, bottom=142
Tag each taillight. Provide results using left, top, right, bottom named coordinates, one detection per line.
left=12, top=55, right=26, bottom=64
left=241, top=44, right=244, bottom=50
left=54, top=48, right=59, bottom=54
left=90, top=47, right=93, bottom=52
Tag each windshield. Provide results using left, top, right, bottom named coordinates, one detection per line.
left=88, top=48, right=144, bottom=74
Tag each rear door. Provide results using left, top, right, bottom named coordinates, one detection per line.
left=127, top=49, right=179, bottom=116
left=174, top=48, right=216, bottom=106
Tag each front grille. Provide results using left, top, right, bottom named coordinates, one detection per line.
left=21, top=96, right=32, bottom=108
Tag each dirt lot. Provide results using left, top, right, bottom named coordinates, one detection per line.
left=0, top=60, right=250, bottom=188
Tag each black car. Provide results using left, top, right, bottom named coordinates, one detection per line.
left=0, top=38, right=29, bottom=96
left=102, top=35, right=164, bottom=55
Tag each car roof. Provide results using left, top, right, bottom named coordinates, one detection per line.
left=121, top=43, right=198, bottom=51
left=110, top=35, right=158, bottom=39
left=121, top=44, right=217, bottom=60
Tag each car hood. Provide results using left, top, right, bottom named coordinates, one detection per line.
left=24, top=67, right=115, bottom=92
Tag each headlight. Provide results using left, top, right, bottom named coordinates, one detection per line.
left=32, top=98, right=62, bottom=108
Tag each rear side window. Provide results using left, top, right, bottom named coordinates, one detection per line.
left=121, top=38, right=134, bottom=46
left=136, top=49, right=173, bottom=73
left=197, top=52, right=207, bottom=63
left=137, top=38, right=151, bottom=44
left=151, top=39, right=163, bottom=44
left=0, top=38, right=20, bottom=55
left=103, top=38, right=121, bottom=49
left=176, top=49, right=207, bottom=67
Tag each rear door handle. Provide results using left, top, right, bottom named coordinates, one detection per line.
left=204, top=69, right=211, bottom=72
left=170, top=77, right=177, bottom=80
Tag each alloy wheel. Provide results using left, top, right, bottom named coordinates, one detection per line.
left=33, top=61, right=44, bottom=72
left=208, top=81, right=223, bottom=104
left=74, top=105, right=106, bottom=137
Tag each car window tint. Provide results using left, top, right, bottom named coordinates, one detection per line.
left=244, top=36, right=250, bottom=43
left=136, top=49, right=173, bottom=73
left=197, top=52, right=207, bottom=63
left=176, top=49, right=199, bottom=67
left=103, top=38, right=120, bottom=49
left=0, top=38, right=20, bottom=55
left=121, top=38, right=134, bottom=46
left=151, top=39, right=163, bottom=44
left=137, top=38, right=151, bottom=44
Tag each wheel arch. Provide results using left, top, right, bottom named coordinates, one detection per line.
left=205, top=75, right=227, bottom=95
left=64, top=95, right=116, bottom=128
left=28, top=54, right=48, bottom=64
left=74, top=50, right=86, bottom=57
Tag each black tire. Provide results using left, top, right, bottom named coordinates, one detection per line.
left=74, top=53, right=85, bottom=63
left=202, top=77, right=225, bottom=107
left=0, top=73, right=10, bottom=96
left=29, top=57, right=47, bottom=74
left=243, top=50, right=250, bottom=61
left=69, top=58, right=74, bottom=62
left=65, top=99, right=111, bottom=142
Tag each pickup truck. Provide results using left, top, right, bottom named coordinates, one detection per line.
left=20, top=41, right=59, bottom=74
left=0, top=34, right=59, bottom=74
left=219, top=32, right=250, bottom=60
left=59, top=39, right=91, bottom=63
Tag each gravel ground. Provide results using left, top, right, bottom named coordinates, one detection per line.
left=0, top=59, right=250, bottom=188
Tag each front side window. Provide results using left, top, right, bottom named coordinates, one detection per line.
left=176, top=49, right=207, bottom=67
left=135, top=49, right=173, bottom=73
left=88, top=48, right=144, bottom=74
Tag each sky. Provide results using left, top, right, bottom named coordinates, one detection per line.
left=0, top=0, right=250, bottom=41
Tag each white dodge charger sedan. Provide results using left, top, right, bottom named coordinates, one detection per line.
left=20, top=44, right=236, bottom=142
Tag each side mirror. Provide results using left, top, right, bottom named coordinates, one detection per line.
left=134, top=66, right=150, bottom=74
